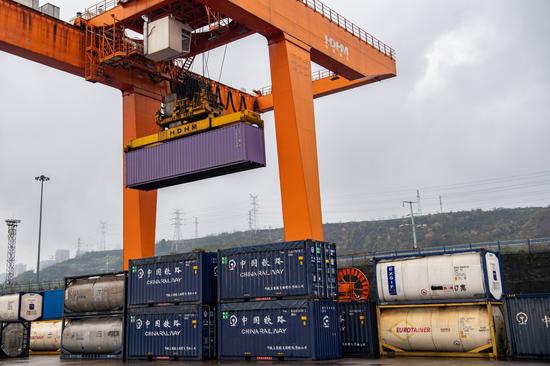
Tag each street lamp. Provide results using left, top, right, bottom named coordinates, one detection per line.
left=35, top=175, right=50, bottom=286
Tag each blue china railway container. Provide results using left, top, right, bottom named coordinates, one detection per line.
left=339, top=302, right=379, bottom=358
left=218, top=299, right=341, bottom=361
left=126, top=304, right=216, bottom=360
left=126, top=122, right=266, bottom=191
left=41, top=290, right=64, bottom=320
left=128, top=252, right=217, bottom=306
left=218, top=240, right=337, bottom=302
left=505, top=294, right=550, bottom=360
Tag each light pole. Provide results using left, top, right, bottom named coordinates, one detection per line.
left=403, top=201, right=418, bottom=249
left=35, top=175, right=50, bottom=285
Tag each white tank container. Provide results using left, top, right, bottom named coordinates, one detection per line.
left=0, top=294, right=21, bottom=321
left=20, top=293, right=43, bottom=321
left=62, top=317, right=123, bottom=354
left=376, top=252, right=503, bottom=303
left=65, top=274, right=125, bottom=313
left=1, top=322, right=28, bottom=357
left=30, top=321, right=62, bottom=352
left=379, top=305, right=505, bottom=352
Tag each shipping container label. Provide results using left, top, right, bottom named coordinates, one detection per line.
left=225, top=256, right=286, bottom=277
left=132, top=262, right=199, bottom=298
left=387, top=266, right=397, bottom=296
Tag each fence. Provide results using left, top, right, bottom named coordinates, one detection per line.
left=338, top=237, right=550, bottom=265
left=0, top=280, right=64, bottom=296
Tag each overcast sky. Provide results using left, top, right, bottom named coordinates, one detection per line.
left=0, top=0, right=549, bottom=270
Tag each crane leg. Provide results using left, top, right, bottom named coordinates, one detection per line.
left=268, top=35, right=324, bottom=241
left=122, top=90, right=161, bottom=269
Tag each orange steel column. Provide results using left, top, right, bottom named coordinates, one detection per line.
left=268, top=35, right=324, bottom=241
left=122, top=89, right=161, bottom=269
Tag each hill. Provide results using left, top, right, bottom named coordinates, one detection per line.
left=13, top=207, right=550, bottom=284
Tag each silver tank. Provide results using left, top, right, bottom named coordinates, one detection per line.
left=62, top=317, right=123, bottom=354
left=30, top=320, right=61, bottom=352
left=65, top=274, right=125, bottom=313
left=1, top=323, right=28, bottom=358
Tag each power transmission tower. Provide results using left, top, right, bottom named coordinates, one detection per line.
left=249, top=194, right=259, bottom=231
left=99, top=221, right=107, bottom=251
left=403, top=201, right=418, bottom=249
left=194, top=217, right=199, bottom=239
left=439, top=195, right=444, bottom=213
left=416, top=189, right=422, bottom=215
left=76, top=238, right=83, bottom=257
left=5, top=219, right=21, bottom=285
left=172, top=209, right=184, bottom=241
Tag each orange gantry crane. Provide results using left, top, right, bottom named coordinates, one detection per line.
left=0, top=0, right=396, bottom=269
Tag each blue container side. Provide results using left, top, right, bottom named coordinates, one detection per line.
left=339, top=302, right=379, bottom=357
left=505, top=294, right=550, bottom=360
left=218, top=240, right=337, bottom=301
left=218, top=299, right=341, bottom=361
left=128, top=252, right=217, bottom=306
left=126, top=304, right=216, bottom=360
left=41, top=290, right=64, bottom=320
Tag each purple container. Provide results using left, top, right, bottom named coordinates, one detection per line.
left=126, top=123, right=266, bottom=190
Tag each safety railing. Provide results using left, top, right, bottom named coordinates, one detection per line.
left=338, top=237, right=550, bottom=265
left=298, top=0, right=395, bottom=59
left=81, top=0, right=119, bottom=20
left=257, top=68, right=337, bottom=96
left=0, top=280, right=65, bottom=295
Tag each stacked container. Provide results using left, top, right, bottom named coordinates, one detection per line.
left=30, top=290, right=64, bottom=355
left=125, top=252, right=217, bottom=361
left=60, top=272, right=127, bottom=360
left=374, top=250, right=506, bottom=359
left=217, top=240, right=341, bottom=361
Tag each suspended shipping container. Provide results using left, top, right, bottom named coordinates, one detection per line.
left=126, top=304, right=216, bottom=360
left=505, top=294, right=550, bottom=360
left=340, top=302, right=379, bottom=358
left=0, top=322, right=30, bottom=359
left=30, top=320, right=62, bottom=354
left=126, top=123, right=266, bottom=191
left=218, top=241, right=337, bottom=302
left=41, top=290, right=64, bottom=320
left=376, top=251, right=503, bottom=304
left=61, top=315, right=124, bottom=359
left=128, top=252, right=217, bottom=306
left=0, top=293, right=43, bottom=322
left=378, top=302, right=506, bottom=358
left=218, top=299, right=341, bottom=361
left=64, top=273, right=126, bottom=316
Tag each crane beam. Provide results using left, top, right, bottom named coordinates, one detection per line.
left=0, top=0, right=84, bottom=76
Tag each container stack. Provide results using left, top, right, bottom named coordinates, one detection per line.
left=0, top=292, right=42, bottom=359
left=374, top=250, right=506, bottom=359
left=125, top=252, right=217, bottom=361
left=217, top=240, right=341, bottom=361
left=30, top=289, right=64, bottom=355
left=60, top=273, right=127, bottom=360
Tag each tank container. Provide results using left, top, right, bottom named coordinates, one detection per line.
left=30, top=320, right=61, bottom=353
left=64, top=273, right=126, bottom=315
left=376, top=251, right=503, bottom=303
left=0, top=293, right=43, bottom=321
left=0, top=322, right=30, bottom=358
left=61, top=316, right=124, bottom=359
